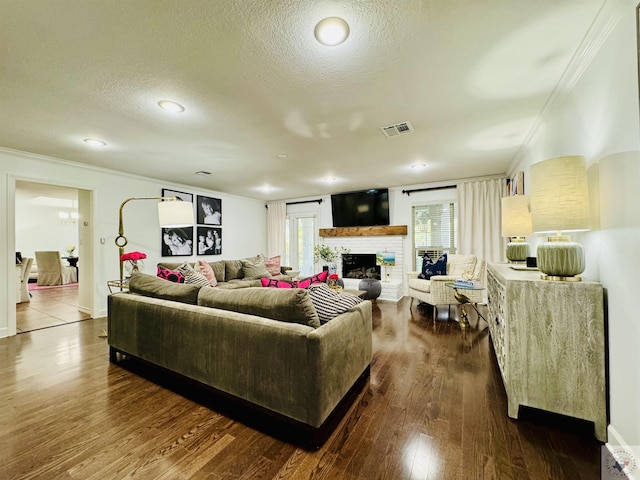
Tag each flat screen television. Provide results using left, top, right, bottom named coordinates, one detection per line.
left=330, top=188, right=390, bottom=228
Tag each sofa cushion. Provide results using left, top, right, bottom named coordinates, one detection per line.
left=407, top=277, right=431, bottom=293
left=419, top=252, right=447, bottom=279
left=241, top=256, right=272, bottom=280
left=224, top=259, right=245, bottom=281
left=197, top=287, right=320, bottom=328
left=307, top=283, right=363, bottom=324
left=157, top=265, right=186, bottom=283
left=195, top=260, right=218, bottom=286
left=208, top=260, right=226, bottom=284
left=129, top=273, right=201, bottom=304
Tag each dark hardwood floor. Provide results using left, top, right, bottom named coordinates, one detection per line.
left=0, top=297, right=603, bottom=479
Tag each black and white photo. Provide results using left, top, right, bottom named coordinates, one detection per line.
left=197, top=227, right=222, bottom=255
left=197, top=195, right=222, bottom=225
left=162, top=188, right=193, bottom=204
left=161, top=227, right=194, bottom=257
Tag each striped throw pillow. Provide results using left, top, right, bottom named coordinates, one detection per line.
left=307, top=283, right=363, bottom=324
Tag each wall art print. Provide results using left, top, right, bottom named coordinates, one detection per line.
left=197, top=195, right=222, bottom=225
left=161, top=188, right=193, bottom=204
left=197, top=227, right=222, bottom=255
left=162, top=226, right=194, bottom=257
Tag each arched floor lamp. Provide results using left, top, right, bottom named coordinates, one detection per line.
left=115, top=196, right=194, bottom=287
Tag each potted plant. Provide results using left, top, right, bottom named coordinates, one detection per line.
left=313, top=245, right=350, bottom=274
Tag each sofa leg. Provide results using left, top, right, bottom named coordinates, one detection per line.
left=410, top=297, right=414, bottom=309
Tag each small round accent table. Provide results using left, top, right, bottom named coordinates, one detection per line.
left=358, top=278, right=382, bottom=302
left=445, top=282, right=486, bottom=329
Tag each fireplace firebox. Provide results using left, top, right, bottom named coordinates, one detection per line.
left=342, top=254, right=381, bottom=280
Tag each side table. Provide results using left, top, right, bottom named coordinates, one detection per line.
left=107, top=279, right=129, bottom=293
left=445, top=282, right=486, bottom=329
left=358, top=278, right=382, bottom=302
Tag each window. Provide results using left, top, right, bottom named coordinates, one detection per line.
left=285, top=215, right=316, bottom=277
left=412, top=203, right=457, bottom=270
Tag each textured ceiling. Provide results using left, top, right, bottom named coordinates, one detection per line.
left=0, top=0, right=605, bottom=200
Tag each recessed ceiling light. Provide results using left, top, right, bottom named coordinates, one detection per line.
left=83, top=138, right=106, bottom=147
left=324, top=176, right=337, bottom=182
left=195, top=170, right=212, bottom=176
left=277, top=153, right=288, bottom=159
left=314, top=17, right=350, bottom=46
left=157, top=100, right=185, bottom=113
left=411, top=163, right=426, bottom=169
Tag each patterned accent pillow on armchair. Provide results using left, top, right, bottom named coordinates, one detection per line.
left=418, top=252, right=447, bottom=280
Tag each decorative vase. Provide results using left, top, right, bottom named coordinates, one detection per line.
left=125, top=259, right=145, bottom=276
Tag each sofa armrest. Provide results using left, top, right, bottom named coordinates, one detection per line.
left=407, top=271, right=420, bottom=280
left=305, top=301, right=373, bottom=427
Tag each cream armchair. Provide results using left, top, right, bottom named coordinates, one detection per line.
left=35, top=251, right=78, bottom=286
left=407, top=254, right=485, bottom=319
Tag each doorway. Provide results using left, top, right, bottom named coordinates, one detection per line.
left=13, top=180, right=94, bottom=334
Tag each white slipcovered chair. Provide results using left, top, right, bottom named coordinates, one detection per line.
left=35, top=251, right=78, bottom=286
left=407, top=254, right=485, bottom=319
left=17, top=257, right=34, bottom=303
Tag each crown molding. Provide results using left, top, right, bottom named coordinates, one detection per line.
left=515, top=0, right=629, bottom=160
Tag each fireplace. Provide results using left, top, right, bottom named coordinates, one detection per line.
left=342, top=254, right=381, bottom=280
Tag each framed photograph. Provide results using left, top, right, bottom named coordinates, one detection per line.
left=196, top=195, right=222, bottom=225
left=161, top=226, right=194, bottom=257
left=197, top=227, right=222, bottom=255
left=161, top=188, right=193, bottom=203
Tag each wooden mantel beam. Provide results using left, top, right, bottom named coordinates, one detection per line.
left=319, top=225, right=408, bottom=237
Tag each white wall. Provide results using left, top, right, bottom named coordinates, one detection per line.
left=15, top=189, right=79, bottom=259
left=1, top=148, right=267, bottom=337
left=509, top=0, right=640, bottom=456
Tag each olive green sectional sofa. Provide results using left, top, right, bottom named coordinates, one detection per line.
left=107, top=273, right=373, bottom=446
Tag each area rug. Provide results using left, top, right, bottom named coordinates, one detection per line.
left=28, top=283, right=78, bottom=291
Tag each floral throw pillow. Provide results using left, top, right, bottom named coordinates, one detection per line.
left=418, top=252, right=448, bottom=280
left=157, top=265, right=186, bottom=283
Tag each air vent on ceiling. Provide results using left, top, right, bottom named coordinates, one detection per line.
left=380, top=121, right=414, bottom=137
left=195, top=170, right=213, bottom=176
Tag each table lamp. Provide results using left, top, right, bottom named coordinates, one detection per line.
left=501, top=195, right=532, bottom=263
left=530, top=156, right=590, bottom=281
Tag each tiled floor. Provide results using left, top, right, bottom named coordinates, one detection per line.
left=15, top=283, right=91, bottom=333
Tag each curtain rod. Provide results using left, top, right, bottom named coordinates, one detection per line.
left=265, top=198, right=323, bottom=208
left=402, top=185, right=457, bottom=196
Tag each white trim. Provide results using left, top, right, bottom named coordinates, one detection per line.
left=514, top=0, right=628, bottom=165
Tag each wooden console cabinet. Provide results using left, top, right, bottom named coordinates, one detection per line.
left=486, top=263, right=607, bottom=441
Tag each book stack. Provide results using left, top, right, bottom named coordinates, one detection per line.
left=453, top=279, right=479, bottom=288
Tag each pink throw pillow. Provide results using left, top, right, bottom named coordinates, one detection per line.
left=293, top=270, right=329, bottom=289
left=196, top=260, right=218, bottom=287
left=260, top=277, right=293, bottom=288
left=157, top=265, right=186, bottom=283
left=264, top=255, right=282, bottom=276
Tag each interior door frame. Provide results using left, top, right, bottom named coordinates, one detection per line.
left=6, top=175, right=95, bottom=336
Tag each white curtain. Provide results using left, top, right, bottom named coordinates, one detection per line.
left=266, top=202, right=286, bottom=258
left=457, top=178, right=505, bottom=263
